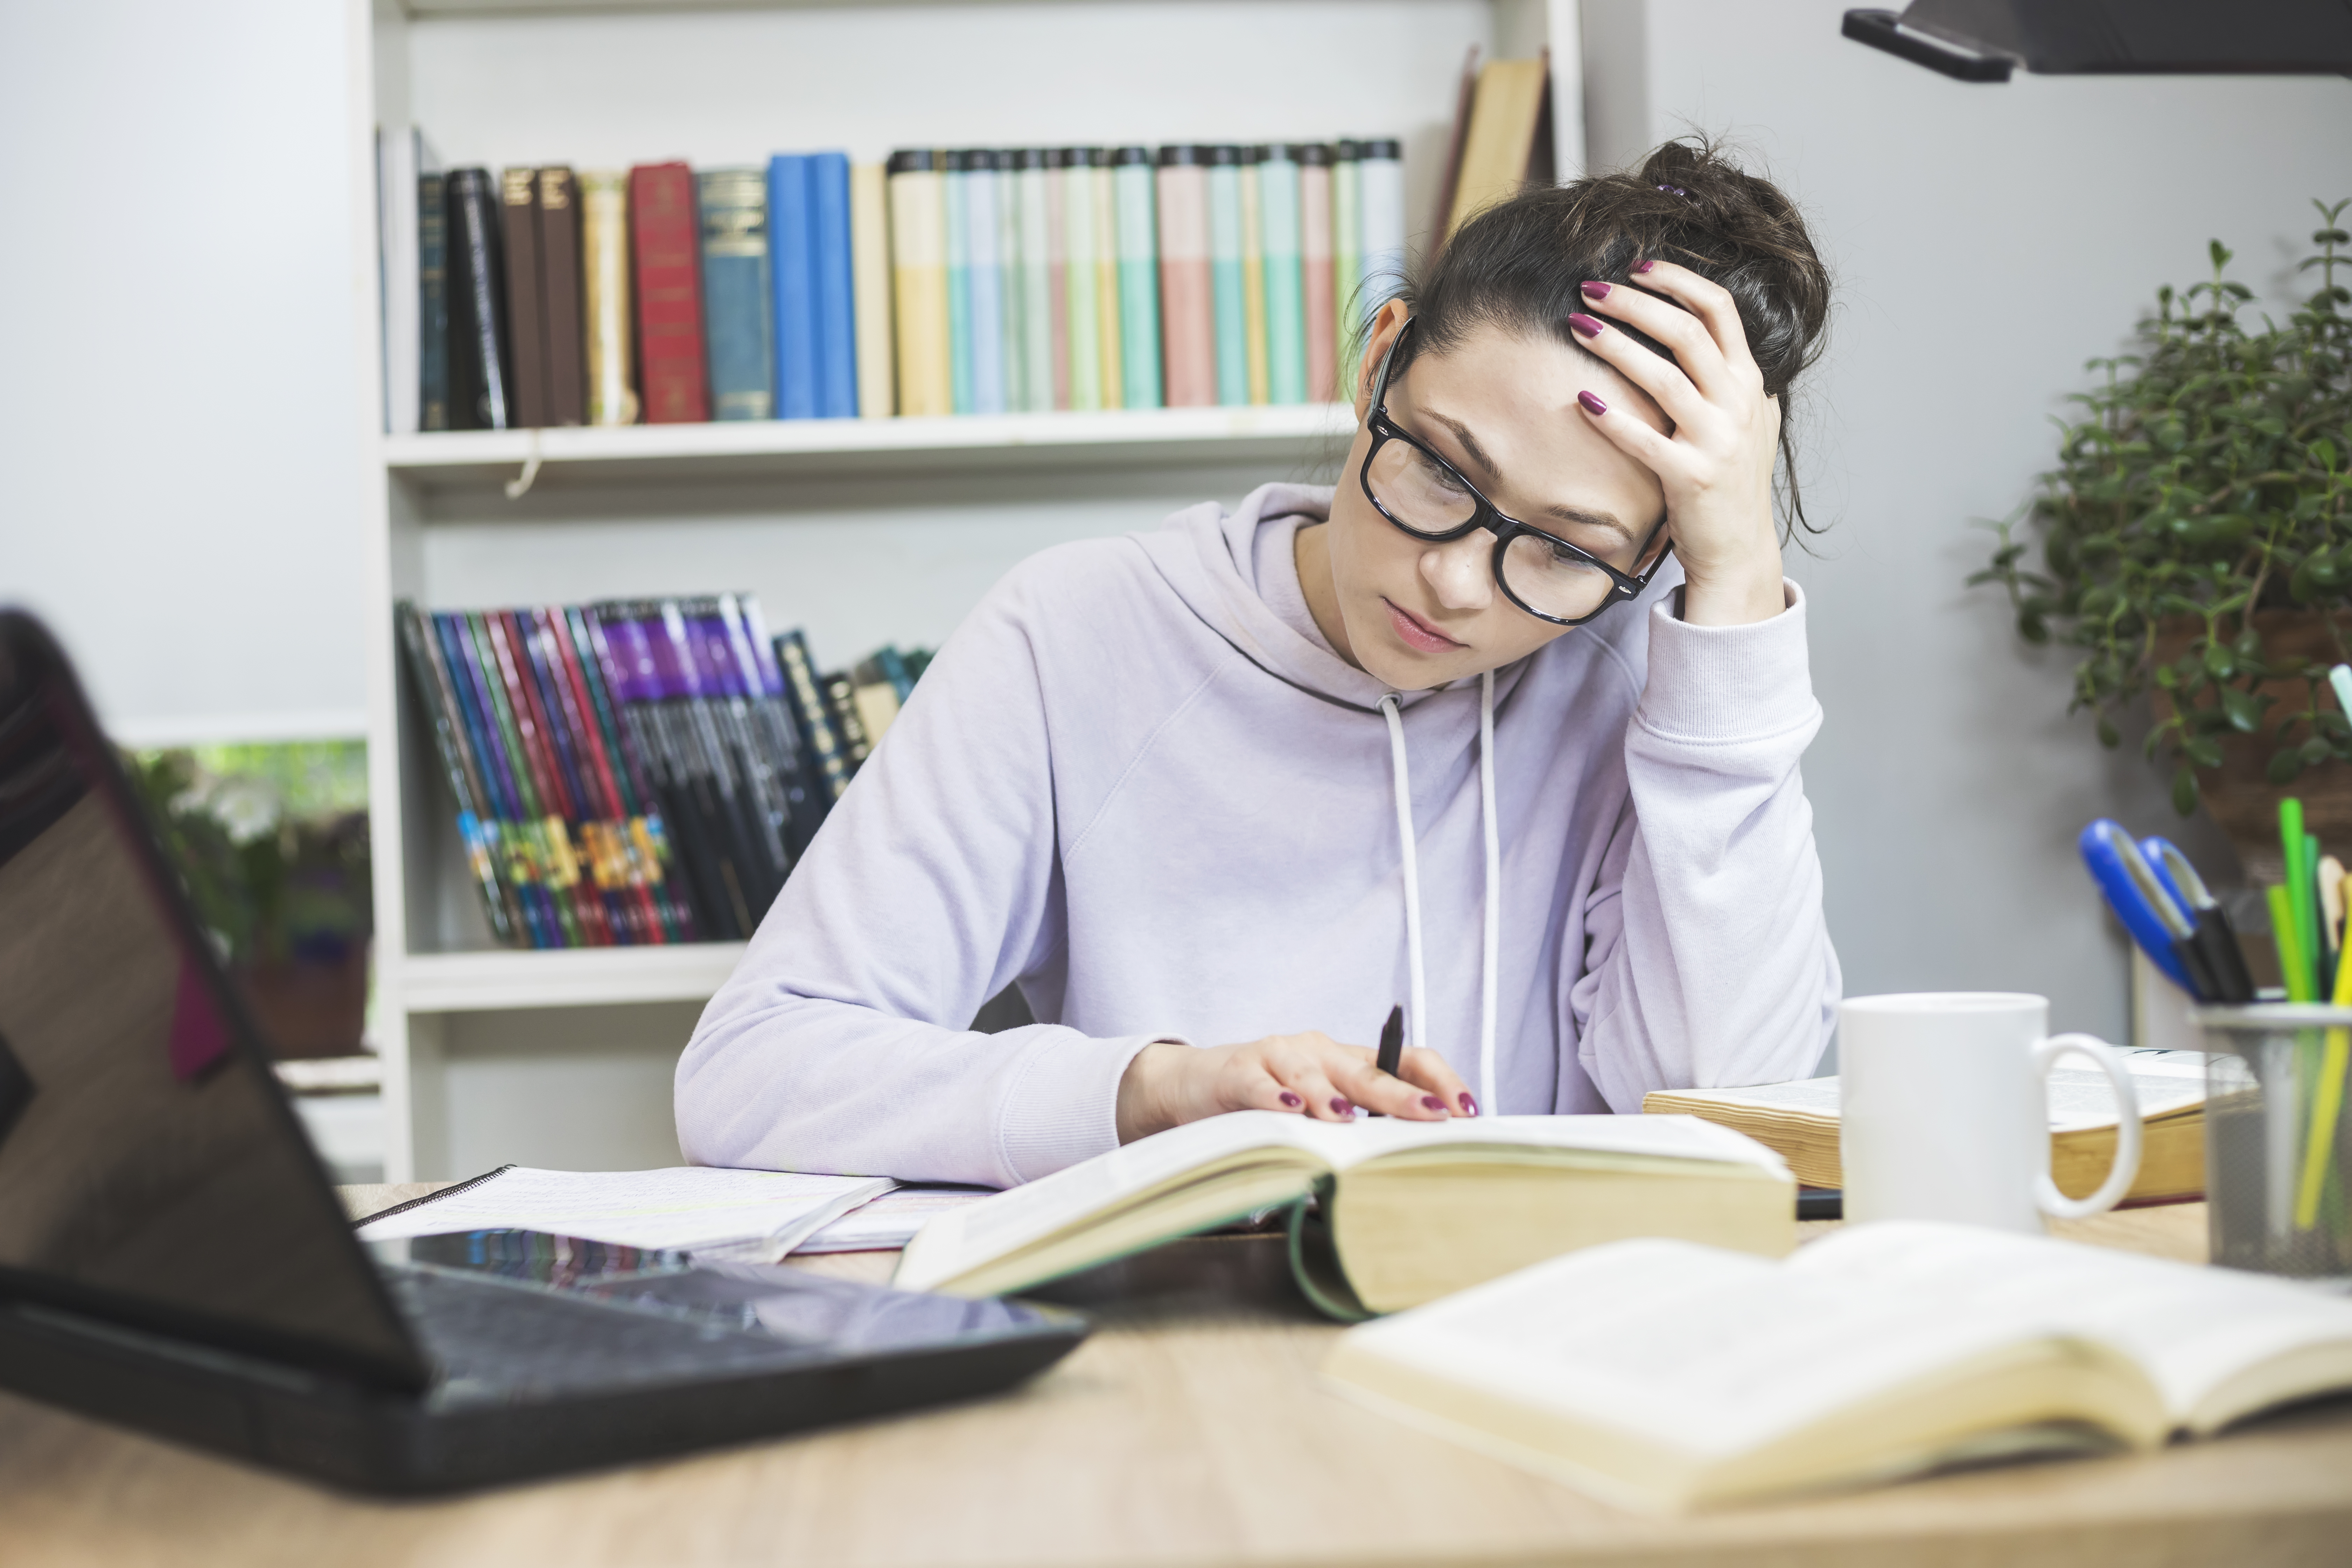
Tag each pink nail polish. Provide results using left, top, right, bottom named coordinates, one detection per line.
left=1279, top=1091, right=1302, bottom=1108
left=1330, top=1097, right=1353, bottom=1116
left=1460, top=1093, right=1479, bottom=1116
left=1577, top=390, right=1608, bottom=417
left=1632, top=259, right=1656, bottom=274
left=1421, top=1096, right=1445, bottom=1112
left=1580, top=280, right=1611, bottom=299
left=1567, top=312, right=1604, bottom=340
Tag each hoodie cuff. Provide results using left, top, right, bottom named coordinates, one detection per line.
left=994, top=1031, right=1170, bottom=1184
left=1637, top=580, right=1817, bottom=743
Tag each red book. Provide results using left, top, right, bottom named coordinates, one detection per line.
left=629, top=162, right=710, bottom=424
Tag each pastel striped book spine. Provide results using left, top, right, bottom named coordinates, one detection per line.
left=1206, top=145, right=1247, bottom=407
left=886, top=150, right=951, bottom=416
left=1331, top=140, right=1363, bottom=345
left=1259, top=145, right=1306, bottom=406
left=1043, top=149, right=1072, bottom=409
left=1298, top=144, right=1337, bottom=402
left=849, top=162, right=894, bottom=417
left=1060, top=148, right=1102, bottom=412
left=964, top=149, right=1007, bottom=415
left=995, top=149, right=1028, bottom=413
left=1154, top=146, right=1214, bottom=408
left=1014, top=149, right=1056, bottom=412
left=1091, top=149, right=1122, bottom=410
left=944, top=150, right=974, bottom=413
left=1112, top=146, right=1160, bottom=410
left=1359, top=138, right=1406, bottom=315
left=1239, top=146, right=1270, bottom=406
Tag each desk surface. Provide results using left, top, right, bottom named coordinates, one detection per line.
left=4, top=1193, right=2348, bottom=1568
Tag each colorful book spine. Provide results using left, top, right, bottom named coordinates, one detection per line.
left=1332, top=140, right=1363, bottom=345
left=772, top=629, right=854, bottom=805
left=630, top=162, right=711, bottom=424
left=1043, top=149, right=1072, bottom=410
left=537, top=167, right=587, bottom=426
left=453, top=612, right=585, bottom=946
left=1112, top=147, right=1162, bottom=411
left=532, top=606, right=671, bottom=943
left=482, top=610, right=613, bottom=946
left=993, top=150, right=1026, bottom=413
left=499, top=167, right=549, bottom=429
left=1240, top=146, right=1270, bottom=406
left=811, top=152, right=857, bottom=419
left=585, top=606, right=728, bottom=943
left=964, top=150, right=1007, bottom=415
left=849, top=162, right=894, bottom=418
left=767, top=154, right=817, bottom=420
left=887, top=149, right=951, bottom=417
left=1154, top=147, right=1213, bottom=408
left=700, top=166, right=775, bottom=421
left=1359, top=138, right=1406, bottom=313
left=446, top=168, right=513, bottom=430
left=1061, top=148, right=1102, bottom=411
left=418, top=170, right=451, bottom=431
left=396, top=602, right=523, bottom=946
left=1206, top=146, right=1247, bottom=408
left=564, top=605, right=693, bottom=941
left=1014, top=149, right=1055, bottom=413
left=432, top=612, right=558, bottom=947
left=944, top=150, right=973, bottom=414
left=510, top=608, right=642, bottom=944
left=1091, top=148, right=1123, bottom=411
left=1298, top=144, right=1337, bottom=402
left=1260, top=145, right=1307, bottom=406
left=580, top=170, right=638, bottom=426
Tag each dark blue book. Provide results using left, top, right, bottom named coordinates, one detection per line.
left=418, top=171, right=451, bottom=430
left=697, top=167, right=774, bottom=421
left=810, top=152, right=856, bottom=419
left=767, top=155, right=819, bottom=420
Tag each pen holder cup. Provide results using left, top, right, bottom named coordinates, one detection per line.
left=2192, top=1005, right=2352, bottom=1286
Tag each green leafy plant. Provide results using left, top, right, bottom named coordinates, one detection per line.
left=1975, top=200, right=2352, bottom=814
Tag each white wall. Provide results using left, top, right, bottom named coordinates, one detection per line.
left=0, top=0, right=371, bottom=745
left=1583, top=0, right=2352, bottom=1043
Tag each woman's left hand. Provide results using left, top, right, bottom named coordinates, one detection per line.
left=1569, top=261, right=1788, bottom=627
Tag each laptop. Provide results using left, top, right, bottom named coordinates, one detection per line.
left=0, top=609, right=1085, bottom=1492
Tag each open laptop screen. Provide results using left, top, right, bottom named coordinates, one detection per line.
left=0, top=614, right=426, bottom=1388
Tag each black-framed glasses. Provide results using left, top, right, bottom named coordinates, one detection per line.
left=1359, top=317, right=1673, bottom=626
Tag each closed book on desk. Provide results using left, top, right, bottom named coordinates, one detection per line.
left=1324, top=1220, right=2352, bottom=1513
left=630, top=162, right=709, bottom=424
left=700, top=166, right=774, bottom=421
left=894, top=1112, right=1793, bottom=1318
left=1642, top=1055, right=2208, bottom=1204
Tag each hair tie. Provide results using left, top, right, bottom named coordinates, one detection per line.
left=1656, top=183, right=1689, bottom=198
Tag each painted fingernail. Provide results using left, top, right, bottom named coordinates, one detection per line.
left=1567, top=312, right=1604, bottom=340
left=1633, top=259, right=1657, bottom=274
left=1460, top=1093, right=1478, bottom=1115
left=1331, top=1097, right=1353, bottom=1116
left=1279, top=1091, right=1302, bottom=1108
left=1577, top=390, right=1608, bottom=416
left=1421, top=1095, right=1446, bottom=1112
left=1580, top=280, right=1611, bottom=299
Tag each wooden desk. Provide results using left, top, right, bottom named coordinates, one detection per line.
left=4, top=1195, right=2348, bottom=1568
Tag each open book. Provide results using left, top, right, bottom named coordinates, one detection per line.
left=1324, top=1219, right=2352, bottom=1513
left=1641, top=1050, right=2207, bottom=1201
left=893, top=1111, right=1793, bottom=1317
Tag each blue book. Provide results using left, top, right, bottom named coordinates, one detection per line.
left=767, top=155, right=818, bottom=420
left=698, top=167, right=775, bottom=420
left=809, top=152, right=857, bottom=419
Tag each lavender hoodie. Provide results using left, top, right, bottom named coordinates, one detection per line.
left=676, top=483, right=1839, bottom=1185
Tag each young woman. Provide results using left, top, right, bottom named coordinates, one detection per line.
left=677, top=140, right=1841, bottom=1186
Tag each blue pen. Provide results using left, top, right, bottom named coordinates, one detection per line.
left=2078, top=820, right=2204, bottom=995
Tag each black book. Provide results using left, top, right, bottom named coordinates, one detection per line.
left=446, top=167, right=514, bottom=430
left=418, top=172, right=451, bottom=431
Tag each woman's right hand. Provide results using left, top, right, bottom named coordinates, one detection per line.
left=1114, top=1034, right=1476, bottom=1144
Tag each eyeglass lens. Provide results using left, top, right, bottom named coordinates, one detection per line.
left=1364, top=436, right=1662, bottom=621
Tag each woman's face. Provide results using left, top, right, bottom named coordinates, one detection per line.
left=1315, top=301, right=1673, bottom=691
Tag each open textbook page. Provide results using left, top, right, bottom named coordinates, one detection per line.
left=793, top=1186, right=994, bottom=1254
left=356, top=1167, right=896, bottom=1258
left=1790, top=1220, right=2352, bottom=1433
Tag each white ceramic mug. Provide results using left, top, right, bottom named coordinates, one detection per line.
left=1839, top=992, right=2143, bottom=1232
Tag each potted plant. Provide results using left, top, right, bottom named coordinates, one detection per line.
left=1976, top=200, right=2352, bottom=880
left=127, top=744, right=373, bottom=1058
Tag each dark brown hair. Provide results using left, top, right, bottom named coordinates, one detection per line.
left=1381, top=137, right=1833, bottom=538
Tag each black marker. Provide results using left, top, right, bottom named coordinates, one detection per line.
left=1367, top=1004, right=1405, bottom=1116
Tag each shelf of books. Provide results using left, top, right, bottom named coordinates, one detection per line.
left=358, top=0, right=1580, bottom=1178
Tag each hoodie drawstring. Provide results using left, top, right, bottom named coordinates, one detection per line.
left=1379, top=671, right=1500, bottom=1112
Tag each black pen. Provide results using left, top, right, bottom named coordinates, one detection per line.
left=1366, top=1004, right=1405, bottom=1116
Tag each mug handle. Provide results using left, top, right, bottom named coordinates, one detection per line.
left=2031, top=1033, right=2143, bottom=1221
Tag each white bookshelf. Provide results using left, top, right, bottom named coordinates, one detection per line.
left=355, top=0, right=1584, bottom=1180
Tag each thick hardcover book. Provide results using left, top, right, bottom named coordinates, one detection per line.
left=446, top=168, right=514, bottom=429
left=433, top=614, right=558, bottom=947
left=418, top=169, right=452, bottom=431
left=810, top=152, right=857, bottom=419
left=630, top=162, right=711, bottom=424
left=500, top=167, right=550, bottom=429
left=396, top=603, right=523, bottom=946
left=699, top=167, right=774, bottom=422
left=768, top=155, right=818, bottom=420
left=561, top=607, right=692, bottom=941
left=886, top=150, right=950, bottom=417
left=538, top=167, right=588, bottom=426
left=773, top=630, right=854, bottom=804
left=580, top=170, right=639, bottom=426
left=849, top=162, right=894, bottom=417
left=821, top=670, right=873, bottom=766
